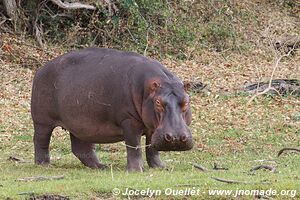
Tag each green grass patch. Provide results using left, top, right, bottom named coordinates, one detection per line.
left=1, top=95, right=299, bottom=199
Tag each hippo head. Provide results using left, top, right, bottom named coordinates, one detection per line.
left=142, top=78, right=193, bottom=151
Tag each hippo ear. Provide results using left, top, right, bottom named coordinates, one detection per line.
left=150, top=81, right=161, bottom=92
left=183, top=81, right=192, bottom=92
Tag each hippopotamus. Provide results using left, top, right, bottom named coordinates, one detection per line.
left=31, top=47, right=193, bottom=172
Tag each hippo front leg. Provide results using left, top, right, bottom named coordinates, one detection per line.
left=146, top=134, right=166, bottom=168
left=121, top=120, right=144, bottom=172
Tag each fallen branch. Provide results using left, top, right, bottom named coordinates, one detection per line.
left=193, top=163, right=209, bottom=172
left=278, top=147, right=300, bottom=157
left=175, top=184, right=201, bottom=187
left=17, top=175, right=64, bottom=182
left=210, top=177, right=270, bottom=185
left=50, top=0, right=96, bottom=10
left=247, top=87, right=279, bottom=103
left=250, top=165, right=276, bottom=172
left=211, top=177, right=248, bottom=184
left=18, top=191, right=35, bottom=196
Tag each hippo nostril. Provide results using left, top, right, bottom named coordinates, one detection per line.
left=164, top=133, right=173, bottom=142
left=180, top=135, right=188, bottom=142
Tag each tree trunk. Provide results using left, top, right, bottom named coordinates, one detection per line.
left=2, top=0, right=17, bottom=20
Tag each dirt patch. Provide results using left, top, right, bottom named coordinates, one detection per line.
left=28, top=194, right=70, bottom=200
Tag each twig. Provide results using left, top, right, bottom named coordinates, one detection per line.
left=212, top=176, right=271, bottom=185
left=0, top=18, right=7, bottom=26
left=278, top=147, right=300, bottom=157
left=193, top=163, right=209, bottom=172
left=18, top=191, right=35, bottom=196
left=250, top=165, right=276, bottom=172
left=50, top=0, right=96, bottom=10
left=17, top=175, right=64, bottom=182
left=175, top=184, right=201, bottom=187
left=211, top=177, right=248, bottom=184
left=126, top=28, right=138, bottom=44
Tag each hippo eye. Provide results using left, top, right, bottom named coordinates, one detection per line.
left=182, top=101, right=189, bottom=111
left=155, top=99, right=161, bottom=106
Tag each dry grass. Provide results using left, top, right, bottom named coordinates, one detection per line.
left=1, top=8, right=299, bottom=156
left=1, top=23, right=299, bottom=148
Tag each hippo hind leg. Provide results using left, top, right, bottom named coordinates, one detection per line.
left=33, top=123, right=54, bottom=165
left=70, top=134, right=106, bottom=169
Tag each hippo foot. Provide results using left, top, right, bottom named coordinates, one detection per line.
left=74, top=153, right=107, bottom=170
left=34, top=151, right=50, bottom=166
left=127, top=164, right=144, bottom=172
left=35, top=160, right=50, bottom=166
left=148, top=160, right=166, bottom=169
left=87, top=162, right=107, bottom=170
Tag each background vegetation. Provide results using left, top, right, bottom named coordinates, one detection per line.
left=0, top=0, right=299, bottom=199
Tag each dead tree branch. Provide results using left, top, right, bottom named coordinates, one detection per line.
left=193, top=163, right=209, bottom=172
left=211, top=177, right=270, bottom=185
left=250, top=165, right=276, bottom=172
left=247, top=39, right=296, bottom=104
left=34, top=21, right=44, bottom=48
left=17, top=175, right=64, bottom=182
left=50, top=0, right=96, bottom=10
left=211, top=177, right=248, bottom=184
left=278, top=147, right=300, bottom=157
left=2, top=0, right=17, bottom=20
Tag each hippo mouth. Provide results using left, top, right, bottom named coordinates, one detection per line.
left=150, top=133, right=194, bottom=151
left=152, top=141, right=194, bottom=151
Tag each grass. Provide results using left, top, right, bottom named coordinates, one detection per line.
left=1, top=61, right=299, bottom=199
left=1, top=151, right=299, bottom=199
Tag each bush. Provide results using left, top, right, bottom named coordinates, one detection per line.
left=3, top=0, right=251, bottom=59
